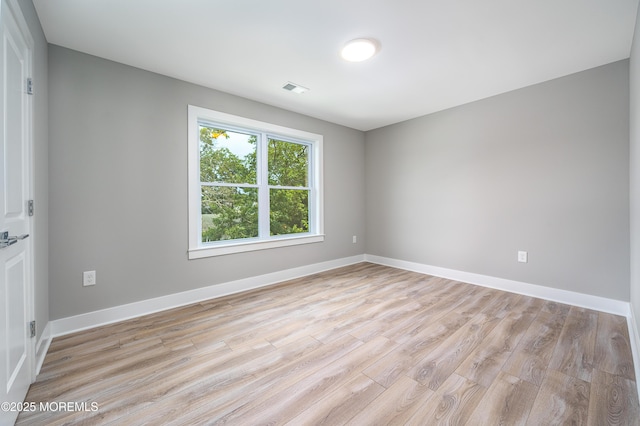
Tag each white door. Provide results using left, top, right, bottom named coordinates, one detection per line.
left=0, top=0, right=33, bottom=424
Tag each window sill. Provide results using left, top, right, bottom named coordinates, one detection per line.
left=188, top=234, right=325, bottom=259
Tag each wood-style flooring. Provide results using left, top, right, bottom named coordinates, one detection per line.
left=17, top=263, right=640, bottom=425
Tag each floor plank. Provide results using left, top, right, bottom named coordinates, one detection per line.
left=588, top=369, right=640, bottom=426
left=216, top=336, right=396, bottom=425
left=466, top=371, right=538, bottom=426
left=284, top=374, right=385, bottom=426
left=502, top=304, right=569, bottom=386
left=405, top=373, right=486, bottom=425
left=410, top=312, right=500, bottom=390
left=527, top=370, right=591, bottom=425
left=455, top=306, right=538, bottom=388
left=345, top=376, right=433, bottom=425
left=595, top=312, right=637, bottom=381
left=364, top=309, right=475, bottom=388
left=548, top=306, right=598, bottom=382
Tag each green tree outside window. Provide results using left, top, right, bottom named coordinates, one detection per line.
left=199, top=125, right=310, bottom=243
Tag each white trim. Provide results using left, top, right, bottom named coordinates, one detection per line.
left=364, top=254, right=630, bottom=316
left=34, top=322, right=51, bottom=375
left=187, top=105, right=324, bottom=259
left=188, top=234, right=324, bottom=259
left=628, top=306, right=640, bottom=402
left=6, top=0, right=32, bottom=46
left=38, top=254, right=640, bottom=408
left=50, top=255, right=365, bottom=337
left=365, top=254, right=640, bottom=404
left=187, top=105, right=201, bottom=250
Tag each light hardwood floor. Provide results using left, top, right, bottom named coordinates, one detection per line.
left=17, top=263, right=640, bottom=425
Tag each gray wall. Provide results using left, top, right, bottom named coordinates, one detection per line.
left=47, top=38, right=633, bottom=318
left=365, top=61, right=630, bottom=301
left=48, top=45, right=365, bottom=319
left=631, top=5, right=640, bottom=334
left=19, top=0, right=48, bottom=342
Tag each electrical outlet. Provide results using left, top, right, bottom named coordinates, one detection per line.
left=352, top=235, right=357, bottom=244
left=83, top=270, right=96, bottom=286
left=517, top=251, right=528, bottom=263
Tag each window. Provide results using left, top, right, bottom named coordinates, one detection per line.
left=188, top=105, right=324, bottom=259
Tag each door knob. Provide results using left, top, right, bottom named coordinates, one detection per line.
left=0, top=232, right=29, bottom=248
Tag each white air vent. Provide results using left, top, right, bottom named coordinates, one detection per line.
left=282, top=82, right=309, bottom=94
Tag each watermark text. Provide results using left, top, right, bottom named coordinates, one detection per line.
left=1, top=401, right=99, bottom=413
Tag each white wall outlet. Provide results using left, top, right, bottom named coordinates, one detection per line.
left=83, top=270, right=96, bottom=286
left=352, top=235, right=357, bottom=244
left=517, top=251, right=528, bottom=263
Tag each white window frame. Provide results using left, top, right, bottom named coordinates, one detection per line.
left=188, top=105, right=324, bottom=259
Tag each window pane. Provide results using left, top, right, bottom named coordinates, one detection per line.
left=268, top=139, right=308, bottom=187
left=270, top=189, right=309, bottom=236
left=201, top=186, right=258, bottom=242
left=200, top=126, right=257, bottom=184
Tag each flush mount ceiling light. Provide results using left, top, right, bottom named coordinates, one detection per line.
left=282, top=81, right=309, bottom=94
left=341, top=38, right=379, bottom=62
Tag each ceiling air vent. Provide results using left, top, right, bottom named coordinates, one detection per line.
left=282, top=82, right=309, bottom=94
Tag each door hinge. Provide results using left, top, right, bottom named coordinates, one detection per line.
left=29, top=320, right=36, bottom=338
left=26, top=78, right=33, bottom=95
left=28, top=200, right=34, bottom=216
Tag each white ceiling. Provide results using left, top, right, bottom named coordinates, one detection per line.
left=33, top=0, right=639, bottom=131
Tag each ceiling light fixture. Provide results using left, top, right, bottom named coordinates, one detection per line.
left=341, top=38, right=378, bottom=62
left=282, top=82, right=309, bottom=94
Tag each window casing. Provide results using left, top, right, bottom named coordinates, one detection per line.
left=188, top=105, right=324, bottom=259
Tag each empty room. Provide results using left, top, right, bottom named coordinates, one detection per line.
left=2, top=0, right=640, bottom=424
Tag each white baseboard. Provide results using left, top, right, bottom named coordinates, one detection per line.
left=35, top=322, right=51, bottom=376
left=41, top=253, right=640, bottom=404
left=364, top=254, right=630, bottom=317
left=50, top=253, right=631, bottom=335
left=365, top=254, right=640, bottom=403
left=628, top=306, right=640, bottom=402
left=50, top=254, right=365, bottom=337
